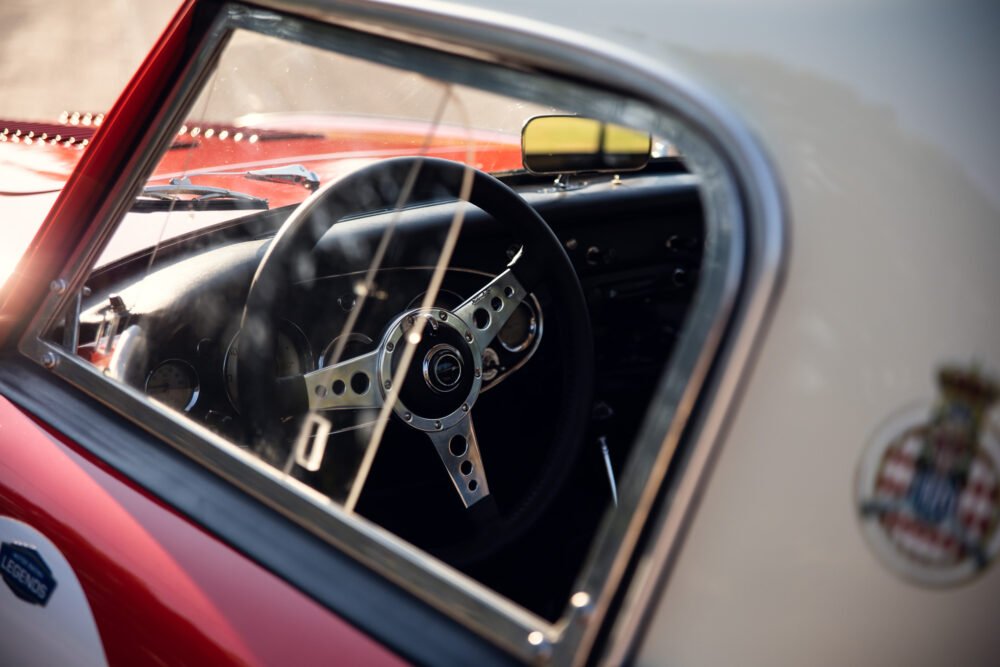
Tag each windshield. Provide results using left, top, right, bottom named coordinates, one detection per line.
left=97, top=30, right=559, bottom=267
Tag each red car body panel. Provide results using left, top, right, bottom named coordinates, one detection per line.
left=1, top=117, right=522, bottom=204
left=150, top=118, right=522, bottom=208
left=0, top=394, right=407, bottom=666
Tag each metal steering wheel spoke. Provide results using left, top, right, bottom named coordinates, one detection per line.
left=303, top=350, right=383, bottom=410
left=453, top=268, right=528, bottom=351
left=426, top=414, right=490, bottom=508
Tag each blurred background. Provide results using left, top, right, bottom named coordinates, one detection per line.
left=0, top=0, right=179, bottom=119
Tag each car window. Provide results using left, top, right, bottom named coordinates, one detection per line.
left=30, top=8, right=746, bottom=663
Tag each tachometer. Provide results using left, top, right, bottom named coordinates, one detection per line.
left=319, top=332, right=374, bottom=368
left=223, top=321, right=312, bottom=412
left=145, top=360, right=200, bottom=412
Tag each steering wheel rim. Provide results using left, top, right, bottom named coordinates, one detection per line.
left=237, top=156, right=594, bottom=560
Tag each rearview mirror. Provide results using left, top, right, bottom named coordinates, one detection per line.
left=521, top=115, right=651, bottom=174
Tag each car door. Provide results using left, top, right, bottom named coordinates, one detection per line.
left=0, top=1, right=785, bottom=664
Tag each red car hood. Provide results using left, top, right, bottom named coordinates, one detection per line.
left=2, top=112, right=522, bottom=197
left=0, top=112, right=523, bottom=283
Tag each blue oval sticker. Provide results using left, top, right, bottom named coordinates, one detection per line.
left=1, top=541, right=57, bottom=606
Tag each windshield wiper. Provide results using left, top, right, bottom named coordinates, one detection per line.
left=132, top=164, right=320, bottom=213
left=133, top=177, right=269, bottom=213
left=244, top=164, right=320, bottom=191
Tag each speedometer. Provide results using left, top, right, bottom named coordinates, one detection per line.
left=145, top=360, right=200, bottom=412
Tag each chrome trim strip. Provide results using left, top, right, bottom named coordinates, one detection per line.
left=18, top=2, right=787, bottom=665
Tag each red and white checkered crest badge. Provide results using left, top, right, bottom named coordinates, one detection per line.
left=858, top=365, right=1000, bottom=585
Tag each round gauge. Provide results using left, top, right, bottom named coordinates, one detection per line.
left=224, top=321, right=312, bottom=412
left=319, top=332, right=374, bottom=368
left=497, top=301, right=538, bottom=353
left=145, top=360, right=200, bottom=412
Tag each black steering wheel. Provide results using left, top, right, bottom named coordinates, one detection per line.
left=237, top=157, right=593, bottom=559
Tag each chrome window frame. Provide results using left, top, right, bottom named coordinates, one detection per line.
left=17, top=2, right=787, bottom=664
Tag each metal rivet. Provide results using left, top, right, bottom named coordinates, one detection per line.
left=672, top=267, right=688, bottom=288
left=383, top=380, right=392, bottom=390
left=49, top=279, right=67, bottom=294
left=438, top=311, right=447, bottom=320
left=465, top=332, right=473, bottom=342
left=386, top=342, right=394, bottom=352
left=404, top=412, right=412, bottom=422
left=339, top=293, right=357, bottom=311
left=461, top=403, right=469, bottom=412
left=474, top=368, right=482, bottom=378
left=434, top=420, right=442, bottom=430
left=40, top=352, right=58, bottom=369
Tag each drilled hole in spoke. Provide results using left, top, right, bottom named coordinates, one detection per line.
left=468, top=480, right=479, bottom=492
left=490, top=296, right=503, bottom=312
left=503, top=285, right=515, bottom=298
left=449, top=435, right=468, bottom=457
left=460, top=460, right=473, bottom=475
left=331, top=379, right=346, bottom=395
left=350, top=372, right=370, bottom=395
left=473, top=308, right=490, bottom=329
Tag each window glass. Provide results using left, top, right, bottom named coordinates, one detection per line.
left=50, top=23, right=705, bottom=628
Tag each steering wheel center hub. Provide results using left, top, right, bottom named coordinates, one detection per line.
left=378, top=308, right=483, bottom=432
left=423, top=344, right=464, bottom=393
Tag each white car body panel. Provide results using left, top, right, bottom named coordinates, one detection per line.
left=450, top=1, right=1000, bottom=664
